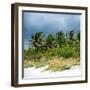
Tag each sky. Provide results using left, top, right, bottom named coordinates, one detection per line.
left=23, top=11, right=80, bottom=49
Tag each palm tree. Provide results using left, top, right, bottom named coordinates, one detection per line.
left=46, top=34, right=58, bottom=49
left=31, top=32, right=45, bottom=51
left=69, top=30, right=75, bottom=41
left=56, top=31, right=65, bottom=47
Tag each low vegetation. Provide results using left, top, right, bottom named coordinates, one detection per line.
left=24, top=30, right=80, bottom=71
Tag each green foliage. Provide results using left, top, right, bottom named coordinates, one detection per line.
left=56, top=31, right=65, bottom=47
left=24, top=30, right=80, bottom=71
left=31, top=32, right=46, bottom=51
left=57, top=46, right=74, bottom=58
left=69, top=30, right=75, bottom=40
left=24, top=30, right=80, bottom=59
left=46, top=34, right=56, bottom=48
left=77, top=31, right=80, bottom=41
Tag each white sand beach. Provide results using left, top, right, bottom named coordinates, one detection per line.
left=24, top=65, right=81, bottom=79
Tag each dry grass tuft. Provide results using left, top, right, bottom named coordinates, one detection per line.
left=24, top=57, right=80, bottom=71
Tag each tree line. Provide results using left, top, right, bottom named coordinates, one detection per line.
left=24, top=30, right=80, bottom=70
left=24, top=30, right=80, bottom=60
left=28, top=30, right=80, bottom=52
